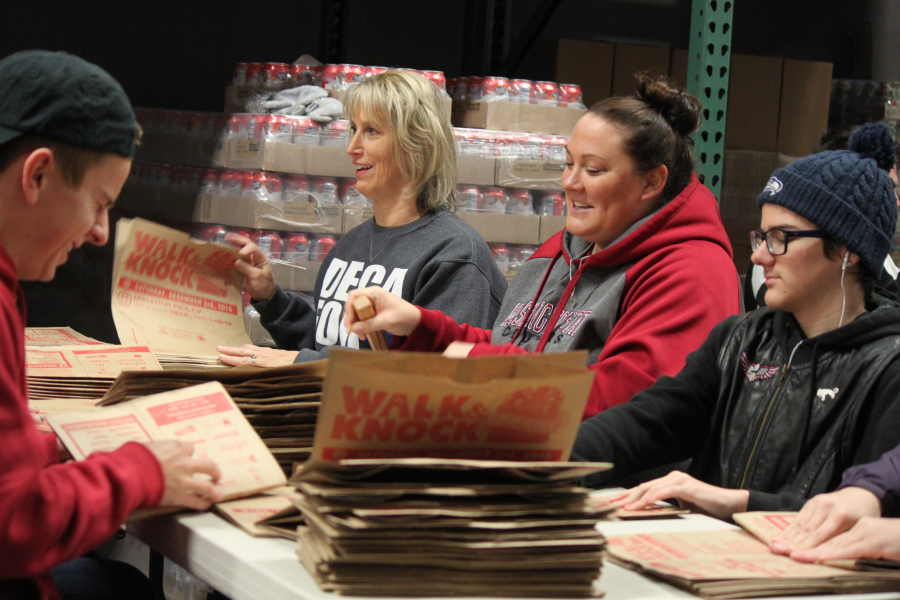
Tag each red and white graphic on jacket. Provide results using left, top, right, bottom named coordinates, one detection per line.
left=499, top=301, right=592, bottom=341
left=741, top=352, right=780, bottom=382
left=316, top=259, right=407, bottom=348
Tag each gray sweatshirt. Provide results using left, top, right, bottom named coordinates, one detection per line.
left=254, top=209, right=508, bottom=362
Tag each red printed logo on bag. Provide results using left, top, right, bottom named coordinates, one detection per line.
left=485, top=387, right=566, bottom=443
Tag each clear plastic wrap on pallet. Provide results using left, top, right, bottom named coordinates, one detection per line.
left=125, top=161, right=377, bottom=234
left=134, top=108, right=353, bottom=170
left=488, top=242, right=538, bottom=283
left=455, top=185, right=566, bottom=217
left=448, top=76, right=585, bottom=109
left=231, top=61, right=449, bottom=97
left=454, top=127, right=568, bottom=190
left=454, top=128, right=566, bottom=161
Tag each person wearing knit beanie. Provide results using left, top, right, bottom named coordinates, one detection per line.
left=757, top=122, right=897, bottom=278
left=743, top=122, right=900, bottom=310
left=751, top=121, right=898, bottom=329
left=570, top=122, right=900, bottom=523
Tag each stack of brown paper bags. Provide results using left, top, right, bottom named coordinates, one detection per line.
left=290, top=458, right=614, bottom=597
left=26, top=345, right=162, bottom=401
left=98, top=361, right=326, bottom=476
left=607, top=513, right=900, bottom=599
left=24, top=327, right=105, bottom=347
left=153, top=353, right=228, bottom=370
left=214, top=486, right=303, bottom=537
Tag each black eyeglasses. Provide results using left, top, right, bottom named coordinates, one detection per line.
left=750, top=228, right=828, bottom=256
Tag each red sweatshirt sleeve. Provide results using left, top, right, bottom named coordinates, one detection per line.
left=403, top=244, right=739, bottom=422
left=399, top=307, right=492, bottom=352
left=581, top=243, right=740, bottom=418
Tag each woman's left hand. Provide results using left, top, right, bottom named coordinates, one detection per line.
left=608, top=471, right=750, bottom=521
left=217, top=344, right=299, bottom=367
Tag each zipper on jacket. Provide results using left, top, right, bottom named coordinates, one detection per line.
left=737, top=341, right=803, bottom=489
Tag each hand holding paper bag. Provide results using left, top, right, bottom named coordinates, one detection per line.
left=225, top=232, right=277, bottom=302
left=146, top=440, right=224, bottom=510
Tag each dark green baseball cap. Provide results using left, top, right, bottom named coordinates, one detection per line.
left=0, top=50, right=137, bottom=158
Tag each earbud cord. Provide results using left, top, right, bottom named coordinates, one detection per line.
left=838, top=253, right=848, bottom=328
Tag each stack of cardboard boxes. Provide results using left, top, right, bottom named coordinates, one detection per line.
left=556, top=39, right=834, bottom=274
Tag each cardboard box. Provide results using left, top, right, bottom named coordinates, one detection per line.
left=720, top=150, right=799, bottom=274
left=194, top=193, right=343, bottom=234
left=778, top=59, right=833, bottom=156
left=556, top=39, right=615, bottom=107
left=343, top=205, right=374, bottom=233
left=669, top=48, right=689, bottom=90
left=457, top=212, right=540, bottom=245
left=539, top=216, right=567, bottom=244
left=516, top=104, right=584, bottom=136
left=720, top=150, right=797, bottom=223
left=269, top=261, right=320, bottom=293
left=722, top=222, right=755, bottom=276
left=725, top=55, right=784, bottom=153
left=451, top=100, right=584, bottom=136
left=612, top=44, right=671, bottom=98
left=495, top=159, right=564, bottom=190
left=457, top=155, right=498, bottom=186
left=225, top=140, right=356, bottom=178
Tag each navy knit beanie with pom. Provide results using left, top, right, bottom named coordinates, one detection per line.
left=757, top=121, right=897, bottom=276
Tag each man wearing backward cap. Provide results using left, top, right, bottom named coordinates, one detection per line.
left=0, top=50, right=224, bottom=600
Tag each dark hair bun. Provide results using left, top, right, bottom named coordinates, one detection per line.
left=848, top=121, right=896, bottom=172
left=635, top=74, right=701, bottom=138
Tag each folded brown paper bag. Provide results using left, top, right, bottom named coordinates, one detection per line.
left=310, top=348, right=593, bottom=463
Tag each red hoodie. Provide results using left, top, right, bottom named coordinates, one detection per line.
left=0, top=242, right=164, bottom=600
left=400, top=175, right=742, bottom=418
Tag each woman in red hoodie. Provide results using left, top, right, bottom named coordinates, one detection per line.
left=345, top=76, right=741, bottom=419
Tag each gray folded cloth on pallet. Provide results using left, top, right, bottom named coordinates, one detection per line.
left=264, top=86, right=329, bottom=115
left=305, top=97, right=345, bottom=122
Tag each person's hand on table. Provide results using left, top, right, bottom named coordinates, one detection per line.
left=226, top=232, right=276, bottom=301
left=146, top=440, right=224, bottom=510
left=217, top=344, right=298, bottom=367
left=608, top=471, right=749, bottom=521
left=790, top=517, right=900, bottom=563
left=344, top=287, right=422, bottom=341
left=769, top=486, right=881, bottom=556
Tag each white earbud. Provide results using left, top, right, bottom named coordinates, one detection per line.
left=842, top=252, right=850, bottom=271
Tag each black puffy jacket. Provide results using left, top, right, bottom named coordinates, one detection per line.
left=573, top=300, right=900, bottom=511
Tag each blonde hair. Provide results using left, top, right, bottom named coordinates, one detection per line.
left=343, top=70, right=457, bottom=214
